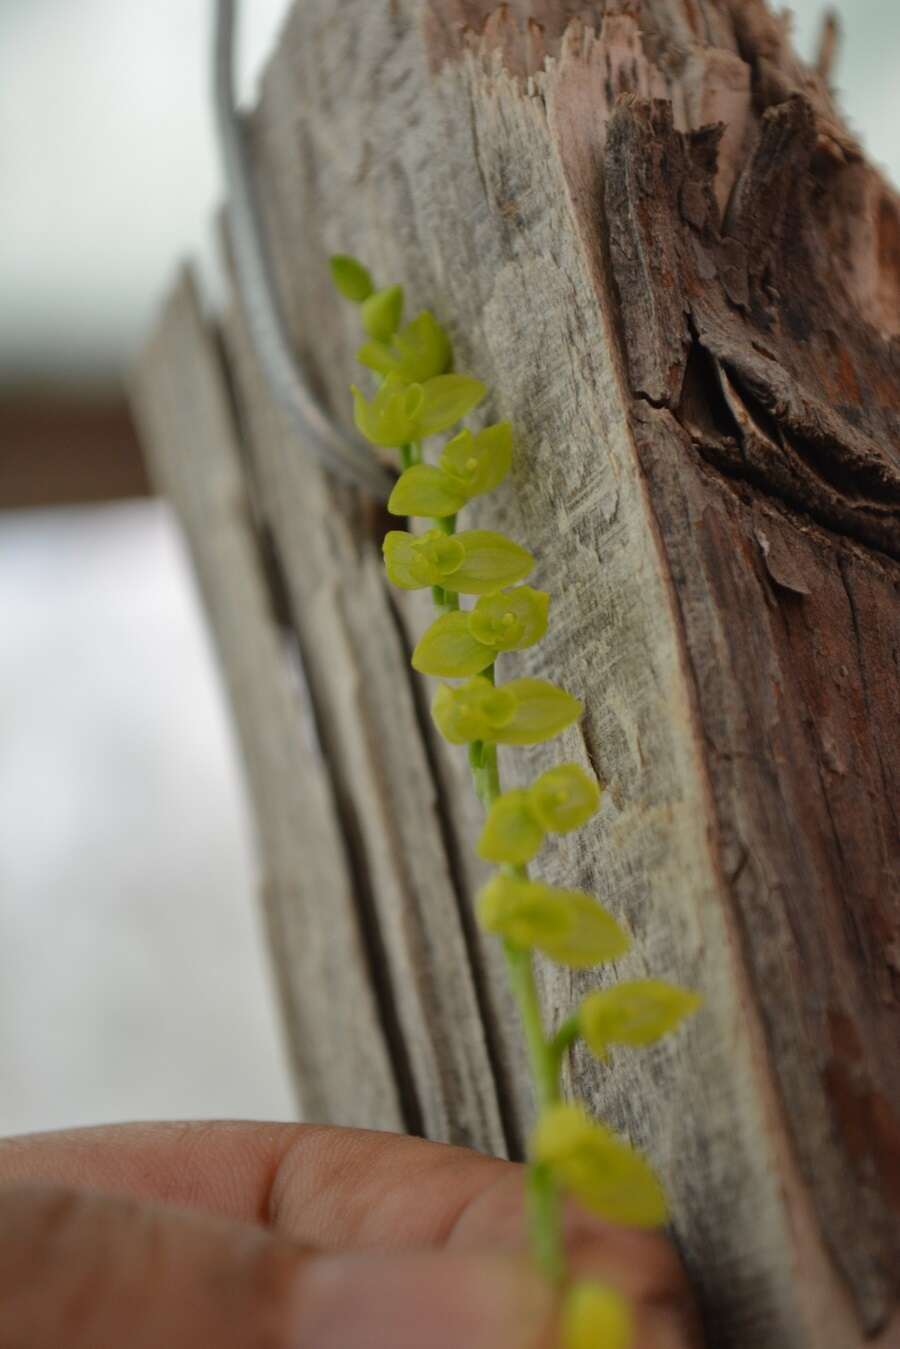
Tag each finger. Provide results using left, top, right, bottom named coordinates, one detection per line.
left=0, top=1121, right=306, bottom=1223
left=0, top=1121, right=505, bottom=1248
left=0, top=1183, right=567, bottom=1349
left=0, top=1122, right=700, bottom=1338
left=443, top=1167, right=702, bottom=1345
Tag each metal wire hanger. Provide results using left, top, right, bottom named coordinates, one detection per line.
left=212, top=0, right=394, bottom=501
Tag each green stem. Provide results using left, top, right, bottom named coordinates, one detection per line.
left=548, top=1014, right=581, bottom=1085
left=419, top=506, right=566, bottom=1283
left=504, top=941, right=559, bottom=1110
left=475, top=744, right=566, bottom=1285
left=432, top=512, right=459, bottom=611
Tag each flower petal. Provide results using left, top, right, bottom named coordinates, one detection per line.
left=477, top=790, right=545, bottom=865
left=469, top=586, right=549, bottom=651
left=476, top=873, right=630, bottom=966
left=329, top=254, right=374, bottom=303
left=388, top=465, right=468, bottom=518
left=391, top=311, right=453, bottom=383
left=353, top=375, right=421, bottom=448
left=493, top=678, right=582, bottom=745
left=531, top=1103, right=668, bottom=1228
left=361, top=284, right=404, bottom=341
left=431, top=677, right=516, bottom=744
left=416, top=374, right=486, bottom=438
left=383, top=529, right=468, bottom=589
left=561, top=1283, right=634, bottom=1349
left=441, top=421, right=512, bottom=496
left=527, top=763, right=601, bottom=832
left=356, top=339, right=396, bottom=376
left=412, top=612, right=495, bottom=677
left=579, top=980, right=701, bottom=1058
left=383, top=531, right=433, bottom=589
left=441, top=531, right=534, bottom=595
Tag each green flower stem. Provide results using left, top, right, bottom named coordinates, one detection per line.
left=503, top=937, right=565, bottom=1281
left=430, top=481, right=459, bottom=611
left=434, top=588, right=459, bottom=614
left=475, top=741, right=566, bottom=1285
left=409, top=444, right=566, bottom=1283
left=548, top=1014, right=581, bottom=1082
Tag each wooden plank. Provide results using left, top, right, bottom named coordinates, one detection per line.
left=131, top=2, right=900, bottom=1345
left=228, top=2, right=896, bottom=1344
left=130, top=268, right=403, bottom=1131
left=218, top=247, right=516, bottom=1155
left=238, top=9, right=790, bottom=1343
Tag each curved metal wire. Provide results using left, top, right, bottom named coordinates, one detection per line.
left=212, top=0, right=394, bottom=500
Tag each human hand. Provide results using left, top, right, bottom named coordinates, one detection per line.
left=0, top=1121, right=701, bottom=1346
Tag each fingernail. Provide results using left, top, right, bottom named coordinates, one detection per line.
left=290, top=1250, right=556, bottom=1349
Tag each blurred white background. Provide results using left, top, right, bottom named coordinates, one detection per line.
left=0, top=503, right=297, bottom=1129
left=0, top=0, right=298, bottom=1134
left=0, top=0, right=897, bottom=1136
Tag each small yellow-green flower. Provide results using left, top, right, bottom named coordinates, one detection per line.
left=432, top=678, right=516, bottom=743
left=360, top=284, right=404, bottom=341
left=476, top=873, right=630, bottom=967
left=468, top=585, right=546, bottom=649
left=477, top=762, right=600, bottom=864
left=388, top=465, right=469, bottom=517
left=560, top=1282, right=633, bottom=1349
left=388, top=422, right=513, bottom=518
left=358, top=310, right=452, bottom=384
left=353, top=373, right=486, bottom=448
left=531, top=1103, right=668, bottom=1227
left=384, top=530, right=533, bottom=595
left=412, top=586, right=549, bottom=676
left=432, top=676, right=581, bottom=746
left=528, top=763, right=601, bottom=832
left=475, top=789, right=544, bottom=864
left=579, top=980, right=701, bottom=1060
left=441, top=422, right=511, bottom=493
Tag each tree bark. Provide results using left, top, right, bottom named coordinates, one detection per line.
left=132, top=2, right=900, bottom=1345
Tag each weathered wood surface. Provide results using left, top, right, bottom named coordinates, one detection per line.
left=130, top=270, right=403, bottom=1131
left=133, top=2, right=900, bottom=1346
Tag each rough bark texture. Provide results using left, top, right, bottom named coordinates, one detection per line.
left=132, top=3, right=900, bottom=1345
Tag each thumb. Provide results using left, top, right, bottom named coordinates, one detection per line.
left=0, top=1183, right=557, bottom=1349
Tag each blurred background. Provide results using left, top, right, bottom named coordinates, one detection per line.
left=1, top=0, right=897, bottom=1136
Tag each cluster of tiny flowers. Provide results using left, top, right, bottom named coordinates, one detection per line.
left=331, top=254, right=700, bottom=1348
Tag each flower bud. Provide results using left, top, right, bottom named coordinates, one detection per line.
left=579, top=980, right=701, bottom=1059
left=560, top=1282, right=633, bottom=1349
left=329, top=253, right=374, bottom=302
left=531, top=1103, right=668, bottom=1228
left=476, top=873, right=630, bottom=966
